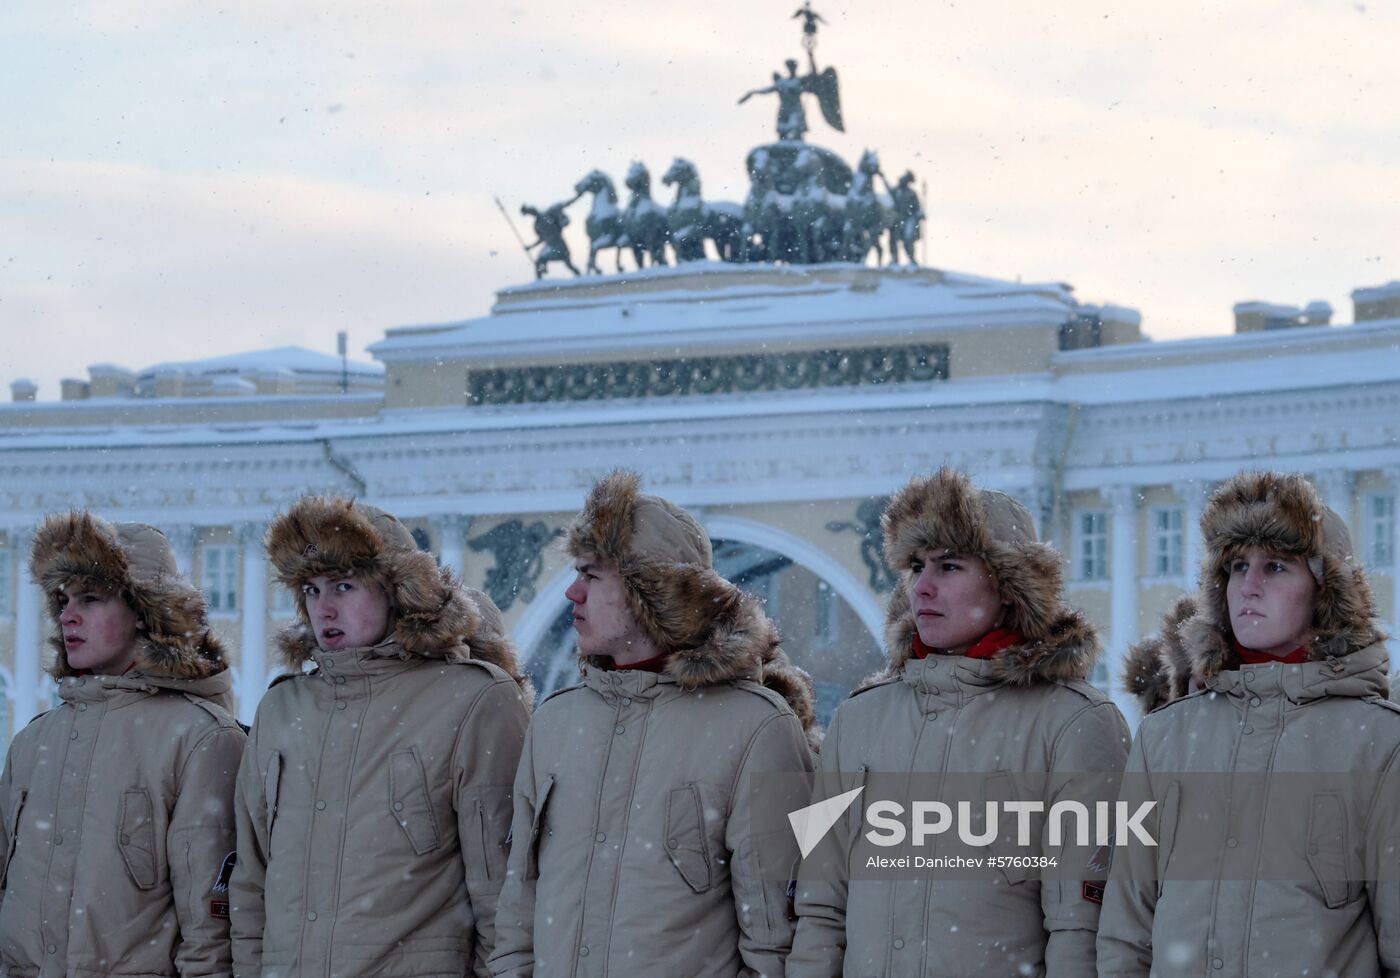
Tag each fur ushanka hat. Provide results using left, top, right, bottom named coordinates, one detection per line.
left=1124, top=471, right=1386, bottom=712
left=265, top=495, right=531, bottom=700
left=29, top=511, right=227, bottom=680
left=566, top=471, right=818, bottom=743
left=876, top=468, right=1101, bottom=685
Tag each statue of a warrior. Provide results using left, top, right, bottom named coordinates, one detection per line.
left=887, top=171, right=924, bottom=265
left=520, top=197, right=581, bottom=279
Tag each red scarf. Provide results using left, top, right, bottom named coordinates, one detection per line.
left=912, top=628, right=1024, bottom=660
left=1232, top=640, right=1308, bottom=665
left=599, top=652, right=670, bottom=674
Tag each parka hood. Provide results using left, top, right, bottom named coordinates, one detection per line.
left=30, top=511, right=228, bottom=681
left=566, top=471, right=818, bottom=745
left=875, top=468, right=1102, bottom=686
left=267, top=495, right=532, bottom=703
left=60, top=665, right=237, bottom=714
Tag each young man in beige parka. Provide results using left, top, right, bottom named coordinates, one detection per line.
left=0, top=512, right=247, bottom=978
left=229, top=497, right=532, bottom=978
left=488, top=471, right=818, bottom=978
left=786, top=468, right=1131, bottom=978
left=1098, top=471, right=1400, bottom=977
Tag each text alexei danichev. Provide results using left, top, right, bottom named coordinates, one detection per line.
left=865, top=855, right=1061, bottom=870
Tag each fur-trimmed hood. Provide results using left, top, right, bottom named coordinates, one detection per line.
left=1121, top=595, right=1200, bottom=712
left=875, top=468, right=1101, bottom=686
left=266, top=496, right=532, bottom=702
left=29, top=511, right=227, bottom=681
left=567, top=471, right=818, bottom=743
left=1123, top=472, right=1389, bottom=713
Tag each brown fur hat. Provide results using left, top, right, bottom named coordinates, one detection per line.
left=566, top=471, right=818, bottom=744
left=265, top=495, right=532, bottom=702
left=29, top=511, right=227, bottom=680
left=1123, top=472, right=1387, bottom=712
left=875, top=468, right=1101, bottom=685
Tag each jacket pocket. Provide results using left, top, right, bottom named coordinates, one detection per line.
left=983, top=772, right=1031, bottom=884
left=525, top=775, right=554, bottom=880
left=665, top=783, right=714, bottom=894
left=465, top=786, right=513, bottom=884
left=1306, top=791, right=1361, bottom=908
left=390, top=746, right=442, bottom=856
left=1155, top=780, right=1181, bottom=898
left=0, top=790, right=27, bottom=890
left=263, top=751, right=283, bottom=835
left=118, top=788, right=158, bottom=890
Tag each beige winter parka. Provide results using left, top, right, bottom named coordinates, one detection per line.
left=230, top=497, right=532, bottom=978
left=786, top=600, right=1129, bottom=978
left=1097, top=638, right=1400, bottom=978
left=787, top=470, right=1131, bottom=978
left=488, top=471, right=819, bottom=978
left=1097, top=472, right=1400, bottom=978
left=0, top=514, right=246, bottom=978
left=488, top=621, right=817, bottom=978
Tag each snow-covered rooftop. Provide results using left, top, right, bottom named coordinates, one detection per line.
left=369, top=264, right=1083, bottom=363
left=137, top=345, right=382, bottom=380
left=6, top=316, right=1398, bottom=451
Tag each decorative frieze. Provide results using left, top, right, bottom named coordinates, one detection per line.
left=825, top=498, right=895, bottom=593
left=466, top=343, right=951, bottom=406
left=466, top=519, right=563, bottom=611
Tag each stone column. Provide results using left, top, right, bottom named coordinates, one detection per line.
left=1010, top=484, right=1055, bottom=544
left=161, top=524, right=198, bottom=577
left=1172, top=480, right=1207, bottom=588
left=12, top=529, right=41, bottom=736
left=434, top=514, right=471, bottom=577
left=1106, top=485, right=1140, bottom=720
left=237, top=523, right=268, bottom=725
left=1311, top=469, right=1354, bottom=518
left=1388, top=467, right=1400, bottom=634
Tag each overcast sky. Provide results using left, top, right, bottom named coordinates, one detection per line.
left=3, top=0, right=1397, bottom=399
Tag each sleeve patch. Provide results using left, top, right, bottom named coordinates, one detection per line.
left=213, top=850, right=237, bottom=893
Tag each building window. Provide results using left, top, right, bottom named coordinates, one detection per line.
left=1149, top=507, right=1185, bottom=578
left=1364, top=493, right=1395, bottom=569
left=202, top=546, right=239, bottom=614
left=814, top=580, right=839, bottom=645
left=1074, top=511, right=1109, bottom=580
left=0, top=550, right=11, bottom=614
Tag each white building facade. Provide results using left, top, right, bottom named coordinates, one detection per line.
left=2, top=270, right=1398, bottom=740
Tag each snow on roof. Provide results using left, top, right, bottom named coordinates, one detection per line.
left=1232, top=301, right=1300, bottom=317
left=370, top=264, right=1081, bottom=362
left=135, top=345, right=383, bottom=380
left=8, top=320, right=1399, bottom=452
left=1352, top=281, right=1400, bottom=303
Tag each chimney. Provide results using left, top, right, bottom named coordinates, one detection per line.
left=60, top=378, right=92, bottom=401
left=151, top=366, right=185, bottom=399
left=1352, top=281, right=1400, bottom=323
left=1233, top=301, right=1301, bottom=333
left=9, top=379, right=37, bottom=402
left=87, top=364, right=137, bottom=398
left=1301, top=301, right=1333, bottom=327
